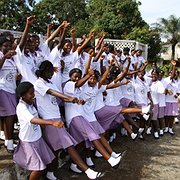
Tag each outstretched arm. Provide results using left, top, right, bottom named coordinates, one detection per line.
left=106, top=80, right=130, bottom=89
left=47, top=88, right=78, bottom=103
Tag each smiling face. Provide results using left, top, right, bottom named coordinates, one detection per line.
left=22, top=87, right=35, bottom=105
left=151, top=71, right=158, bottom=82
left=70, top=72, right=82, bottom=82
left=88, top=75, right=97, bottom=87
left=0, top=41, right=13, bottom=54
left=63, top=42, right=72, bottom=54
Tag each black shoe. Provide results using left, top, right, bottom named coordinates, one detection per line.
left=6, top=148, right=14, bottom=153
left=96, top=172, right=106, bottom=179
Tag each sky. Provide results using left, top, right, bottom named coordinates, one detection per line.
left=138, top=0, right=180, bottom=25
left=35, top=0, right=180, bottom=25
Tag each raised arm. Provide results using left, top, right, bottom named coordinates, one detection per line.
left=46, top=24, right=53, bottom=39
left=19, top=15, right=35, bottom=51
left=47, top=21, right=68, bottom=47
left=84, top=49, right=94, bottom=75
left=57, top=21, right=70, bottom=50
left=76, top=31, right=94, bottom=55
left=98, top=59, right=113, bottom=88
left=93, top=42, right=105, bottom=62
left=114, top=57, right=131, bottom=83
left=75, top=69, right=94, bottom=88
left=170, top=60, right=176, bottom=79
left=70, top=28, right=77, bottom=52
left=95, top=32, right=107, bottom=51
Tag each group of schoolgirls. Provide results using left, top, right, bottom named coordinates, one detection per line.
left=0, top=16, right=178, bottom=180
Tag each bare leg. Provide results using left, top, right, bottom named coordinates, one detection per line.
left=92, top=140, right=110, bottom=160
left=121, top=120, right=133, bottom=135
left=165, top=116, right=169, bottom=127
left=169, top=116, right=174, bottom=128
left=29, top=171, right=43, bottom=180
left=124, top=114, right=139, bottom=129
left=3, top=115, right=15, bottom=140
left=158, top=118, right=165, bottom=129
left=99, top=135, right=113, bottom=154
left=151, top=120, right=159, bottom=132
left=67, top=146, right=88, bottom=171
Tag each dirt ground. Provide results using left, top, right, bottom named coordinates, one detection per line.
left=0, top=123, right=179, bottom=180
left=55, top=123, right=180, bottom=180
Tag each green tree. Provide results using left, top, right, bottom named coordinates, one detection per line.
left=154, top=15, right=180, bottom=59
left=87, top=0, right=147, bottom=38
left=125, top=26, right=162, bottom=61
left=0, top=0, right=35, bottom=31
left=32, top=0, right=88, bottom=34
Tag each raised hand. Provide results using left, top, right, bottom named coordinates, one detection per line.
left=89, top=31, right=94, bottom=38
left=88, top=68, right=94, bottom=76
left=171, top=60, right=176, bottom=66
left=71, top=28, right=76, bottom=35
left=27, top=15, right=35, bottom=25
left=4, top=50, right=17, bottom=59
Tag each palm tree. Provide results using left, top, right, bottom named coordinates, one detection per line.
left=155, top=15, right=180, bottom=59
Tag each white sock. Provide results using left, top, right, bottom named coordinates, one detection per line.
left=111, top=151, right=121, bottom=158
left=4, top=140, right=8, bottom=147
left=70, top=163, right=82, bottom=173
left=108, top=156, right=121, bottom=167
left=46, top=172, right=57, bottom=180
left=109, top=135, right=114, bottom=143
left=113, top=132, right=116, bottom=139
left=131, top=133, right=137, bottom=140
left=85, top=168, right=99, bottom=179
left=7, top=139, right=14, bottom=150
left=95, top=150, right=103, bottom=157
left=142, top=105, right=151, bottom=114
left=138, top=128, right=144, bottom=134
left=86, top=157, right=94, bottom=167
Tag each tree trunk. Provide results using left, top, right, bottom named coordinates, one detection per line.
left=171, top=43, right=177, bottom=60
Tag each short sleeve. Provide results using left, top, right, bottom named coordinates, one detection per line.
left=98, top=85, right=106, bottom=93
left=34, top=80, right=50, bottom=96
left=16, top=104, right=35, bottom=124
left=63, top=81, right=76, bottom=96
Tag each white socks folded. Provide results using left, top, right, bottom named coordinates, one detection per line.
left=142, top=105, right=151, bottom=114
left=86, top=157, right=94, bottom=167
left=85, top=168, right=102, bottom=179
left=107, top=155, right=121, bottom=167
left=46, top=172, right=57, bottom=180
left=95, top=150, right=103, bottom=157
left=131, top=133, right=137, bottom=140
left=70, top=163, right=82, bottom=173
left=7, top=139, right=14, bottom=150
left=111, top=151, right=121, bottom=158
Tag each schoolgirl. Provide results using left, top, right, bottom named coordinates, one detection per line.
left=64, top=68, right=124, bottom=170
left=149, top=69, right=165, bottom=139
left=0, top=34, right=18, bottom=152
left=14, top=82, right=57, bottom=180
left=34, top=61, right=103, bottom=179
